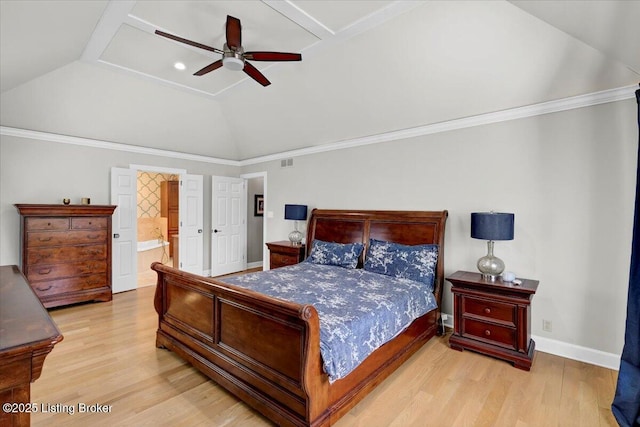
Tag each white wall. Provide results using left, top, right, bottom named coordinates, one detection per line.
left=241, top=99, right=637, bottom=358
left=0, top=135, right=239, bottom=271
left=1, top=98, right=635, bottom=363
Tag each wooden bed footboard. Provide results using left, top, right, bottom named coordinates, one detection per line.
left=152, top=263, right=329, bottom=426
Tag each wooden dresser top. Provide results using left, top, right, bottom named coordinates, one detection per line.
left=0, top=265, right=63, bottom=353
left=15, top=204, right=116, bottom=217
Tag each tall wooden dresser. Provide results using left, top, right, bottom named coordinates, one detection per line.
left=15, top=204, right=117, bottom=308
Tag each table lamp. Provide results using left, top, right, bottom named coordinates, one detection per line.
left=471, top=212, right=514, bottom=280
left=285, top=204, right=307, bottom=245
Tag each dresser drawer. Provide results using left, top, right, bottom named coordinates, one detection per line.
left=462, top=296, right=515, bottom=325
left=27, top=230, right=108, bottom=247
left=462, top=318, right=516, bottom=350
left=26, top=260, right=107, bottom=282
left=25, top=217, right=69, bottom=231
left=26, top=244, right=107, bottom=265
left=71, top=217, right=107, bottom=230
left=30, top=274, right=108, bottom=296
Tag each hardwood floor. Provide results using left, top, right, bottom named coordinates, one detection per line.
left=32, top=286, right=619, bottom=427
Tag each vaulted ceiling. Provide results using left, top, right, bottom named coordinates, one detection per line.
left=1, top=1, right=639, bottom=162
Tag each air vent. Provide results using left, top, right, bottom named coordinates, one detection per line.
left=280, top=158, right=294, bottom=168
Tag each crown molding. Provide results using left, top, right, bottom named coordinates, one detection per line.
left=1, top=84, right=636, bottom=167
left=0, top=126, right=240, bottom=166
left=240, top=83, right=638, bottom=165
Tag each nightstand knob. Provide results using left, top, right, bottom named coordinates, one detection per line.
left=484, top=329, right=491, bottom=336
left=484, top=307, right=491, bottom=314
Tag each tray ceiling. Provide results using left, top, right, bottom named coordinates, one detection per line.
left=83, top=0, right=399, bottom=97
left=1, top=1, right=639, bottom=162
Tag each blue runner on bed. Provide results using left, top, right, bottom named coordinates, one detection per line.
left=221, top=262, right=438, bottom=382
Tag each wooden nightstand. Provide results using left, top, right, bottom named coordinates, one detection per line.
left=447, top=270, right=539, bottom=371
left=266, top=241, right=306, bottom=269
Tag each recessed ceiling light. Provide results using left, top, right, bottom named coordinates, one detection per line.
left=174, top=62, right=186, bottom=71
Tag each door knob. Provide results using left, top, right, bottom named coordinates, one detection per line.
left=213, top=229, right=220, bottom=233
left=198, top=229, right=203, bottom=233
left=113, top=233, right=120, bottom=238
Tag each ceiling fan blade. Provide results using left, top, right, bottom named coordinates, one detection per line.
left=243, top=61, right=271, bottom=86
left=194, top=60, right=223, bottom=76
left=155, top=30, right=222, bottom=54
left=226, top=15, right=242, bottom=50
left=245, top=52, right=302, bottom=62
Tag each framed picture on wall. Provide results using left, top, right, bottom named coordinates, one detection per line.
left=254, top=195, right=264, bottom=217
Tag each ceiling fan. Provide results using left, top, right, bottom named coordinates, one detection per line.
left=155, top=15, right=302, bottom=87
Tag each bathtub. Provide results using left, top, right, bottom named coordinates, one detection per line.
left=138, top=240, right=170, bottom=286
left=138, top=240, right=169, bottom=252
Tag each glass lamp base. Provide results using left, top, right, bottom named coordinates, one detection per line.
left=477, top=240, right=505, bottom=281
left=288, top=229, right=303, bottom=245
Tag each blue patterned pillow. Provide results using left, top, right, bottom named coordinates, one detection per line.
left=364, top=239, right=438, bottom=290
left=306, top=240, right=364, bottom=269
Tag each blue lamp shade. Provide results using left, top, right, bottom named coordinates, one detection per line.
left=471, top=212, right=514, bottom=241
left=284, top=204, right=307, bottom=221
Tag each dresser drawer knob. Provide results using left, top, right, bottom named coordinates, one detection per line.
left=38, top=237, right=52, bottom=242
left=484, top=329, right=491, bottom=336
left=36, top=285, right=53, bottom=291
left=484, top=307, right=491, bottom=314
left=87, top=234, right=99, bottom=239
left=38, top=268, right=52, bottom=275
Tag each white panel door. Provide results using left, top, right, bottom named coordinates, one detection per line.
left=179, top=174, right=204, bottom=275
left=211, top=176, right=246, bottom=277
left=110, top=167, right=137, bottom=293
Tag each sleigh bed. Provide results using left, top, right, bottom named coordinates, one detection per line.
left=152, top=209, right=448, bottom=426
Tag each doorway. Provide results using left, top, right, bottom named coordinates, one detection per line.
left=135, top=171, right=175, bottom=287
left=112, top=164, right=199, bottom=293
left=242, top=172, right=267, bottom=271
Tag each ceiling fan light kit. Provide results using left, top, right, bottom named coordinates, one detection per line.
left=223, top=57, right=244, bottom=71
left=155, top=15, right=302, bottom=87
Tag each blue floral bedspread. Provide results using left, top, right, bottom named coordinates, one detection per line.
left=220, top=262, right=438, bottom=382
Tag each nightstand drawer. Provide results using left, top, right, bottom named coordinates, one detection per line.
left=270, top=252, right=298, bottom=269
left=462, top=318, right=516, bottom=350
left=267, top=241, right=305, bottom=269
left=462, top=296, right=515, bottom=325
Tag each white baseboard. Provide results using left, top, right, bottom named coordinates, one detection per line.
left=247, top=261, right=263, bottom=269
left=440, top=312, right=620, bottom=371
left=532, top=335, right=621, bottom=371
left=442, top=312, right=454, bottom=329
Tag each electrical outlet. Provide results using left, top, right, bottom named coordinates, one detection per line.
left=441, top=314, right=448, bottom=322
left=542, top=319, right=552, bottom=332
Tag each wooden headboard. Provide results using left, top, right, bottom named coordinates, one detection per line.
left=305, top=209, right=448, bottom=306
